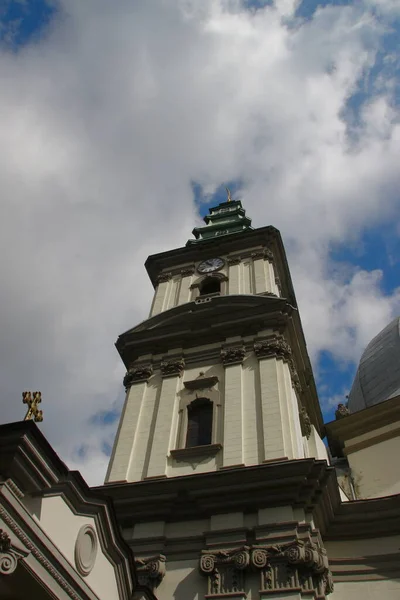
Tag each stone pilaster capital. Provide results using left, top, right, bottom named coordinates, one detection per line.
left=123, top=364, right=153, bottom=389
left=135, top=554, right=166, bottom=589
left=160, top=358, right=185, bottom=378
left=254, top=336, right=292, bottom=361
left=221, top=346, right=246, bottom=366
left=157, top=272, right=172, bottom=283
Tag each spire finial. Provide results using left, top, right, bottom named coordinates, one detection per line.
left=225, top=187, right=232, bottom=202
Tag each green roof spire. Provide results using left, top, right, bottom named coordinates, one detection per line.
left=188, top=188, right=253, bottom=244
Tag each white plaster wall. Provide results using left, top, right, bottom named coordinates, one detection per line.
left=242, top=353, right=261, bottom=465
left=307, top=425, right=329, bottom=461
left=38, top=495, right=119, bottom=600
left=348, top=435, right=400, bottom=498
left=156, top=559, right=206, bottom=600
left=106, top=381, right=147, bottom=483
left=331, top=580, right=400, bottom=599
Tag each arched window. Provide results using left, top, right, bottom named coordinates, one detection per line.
left=186, top=398, right=213, bottom=448
left=199, top=277, right=221, bottom=296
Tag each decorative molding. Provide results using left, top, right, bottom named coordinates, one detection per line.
left=335, top=403, right=349, bottom=420
left=299, top=407, right=312, bottom=439
left=258, top=291, right=278, bottom=298
left=265, top=248, right=274, bottom=262
left=254, top=336, right=292, bottom=361
left=200, top=542, right=333, bottom=598
left=221, top=346, right=246, bottom=366
left=74, top=525, right=98, bottom=577
left=5, top=479, right=24, bottom=499
left=184, top=375, right=219, bottom=390
left=200, top=547, right=250, bottom=595
left=157, top=272, right=172, bottom=283
left=124, top=364, right=153, bottom=389
left=180, top=266, right=195, bottom=277
left=0, top=508, right=79, bottom=598
left=170, top=444, right=222, bottom=462
left=227, top=256, right=241, bottom=266
left=0, top=539, right=27, bottom=576
left=135, top=554, right=166, bottom=590
left=160, top=358, right=185, bottom=378
left=0, top=530, right=10, bottom=554
left=289, top=362, right=302, bottom=394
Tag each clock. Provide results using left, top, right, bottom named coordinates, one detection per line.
left=197, top=257, right=225, bottom=274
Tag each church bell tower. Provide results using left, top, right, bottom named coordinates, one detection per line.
left=104, top=195, right=334, bottom=600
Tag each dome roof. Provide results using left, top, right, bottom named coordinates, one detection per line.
left=348, top=317, right=400, bottom=413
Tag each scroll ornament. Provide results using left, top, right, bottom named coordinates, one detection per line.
left=0, top=530, right=26, bottom=576
left=135, top=555, right=166, bottom=590
left=200, top=541, right=333, bottom=598
left=123, top=364, right=153, bottom=389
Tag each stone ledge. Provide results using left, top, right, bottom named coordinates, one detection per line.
left=170, top=444, right=222, bottom=462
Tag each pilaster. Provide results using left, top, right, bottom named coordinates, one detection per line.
left=146, top=359, right=184, bottom=479
left=221, top=347, right=246, bottom=467
left=150, top=273, right=171, bottom=316
left=106, top=377, right=148, bottom=483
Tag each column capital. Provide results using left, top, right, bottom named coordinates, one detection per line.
left=123, top=364, right=153, bottom=389
left=221, top=346, right=246, bottom=366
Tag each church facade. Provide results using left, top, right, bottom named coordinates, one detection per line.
left=1, top=197, right=399, bottom=599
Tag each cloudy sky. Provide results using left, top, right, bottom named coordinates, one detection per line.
left=1, top=0, right=399, bottom=485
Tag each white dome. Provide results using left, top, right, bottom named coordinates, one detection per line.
left=348, top=317, right=400, bottom=413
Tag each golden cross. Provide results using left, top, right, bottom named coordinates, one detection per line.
left=22, top=391, right=43, bottom=422
left=225, top=187, right=232, bottom=202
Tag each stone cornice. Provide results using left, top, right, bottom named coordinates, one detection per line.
left=184, top=375, right=219, bottom=390
left=325, top=394, right=400, bottom=458
left=97, top=459, right=339, bottom=531
left=170, top=444, right=222, bottom=462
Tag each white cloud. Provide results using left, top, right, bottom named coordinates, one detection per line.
left=0, top=0, right=399, bottom=484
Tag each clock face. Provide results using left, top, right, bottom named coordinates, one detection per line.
left=197, top=257, right=225, bottom=274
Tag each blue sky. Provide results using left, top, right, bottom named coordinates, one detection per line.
left=1, top=0, right=399, bottom=481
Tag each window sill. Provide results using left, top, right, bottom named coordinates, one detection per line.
left=170, top=444, right=222, bottom=462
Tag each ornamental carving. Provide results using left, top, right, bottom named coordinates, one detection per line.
left=335, top=403, right=350, bottom=419
left=0, top=530, right=10, bottom=553
left=221, top=346, right=246, bottom=366
left=254, top=336, right=292, bottom=361
left=200, top=542, right=333, bottom=598
left=180, top=266, right=195, bottom=277
left=0, top=529, right=27, bottom=576
left=123, top=364, right=153, bottom=389
left=265, top=248, right=274, bottom=262
left=299, top=407, right=312, bottom=439
left=200, top=547, right=250, bottom=595
left=289, top=361, right=302, bottom=394
left=135, top=555, right=166, bottom=590
left=160, top=358, right=185, bottom=377
left=227, top=256, right=241, bottom=266
left=157, top=272, right=172, bottom=283
left=251, top=248, right=273, bottom=261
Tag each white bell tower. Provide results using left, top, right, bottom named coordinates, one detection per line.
left=105, top=198, right=327, bottom=485
left=103, top=196, right=334, bottom=600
